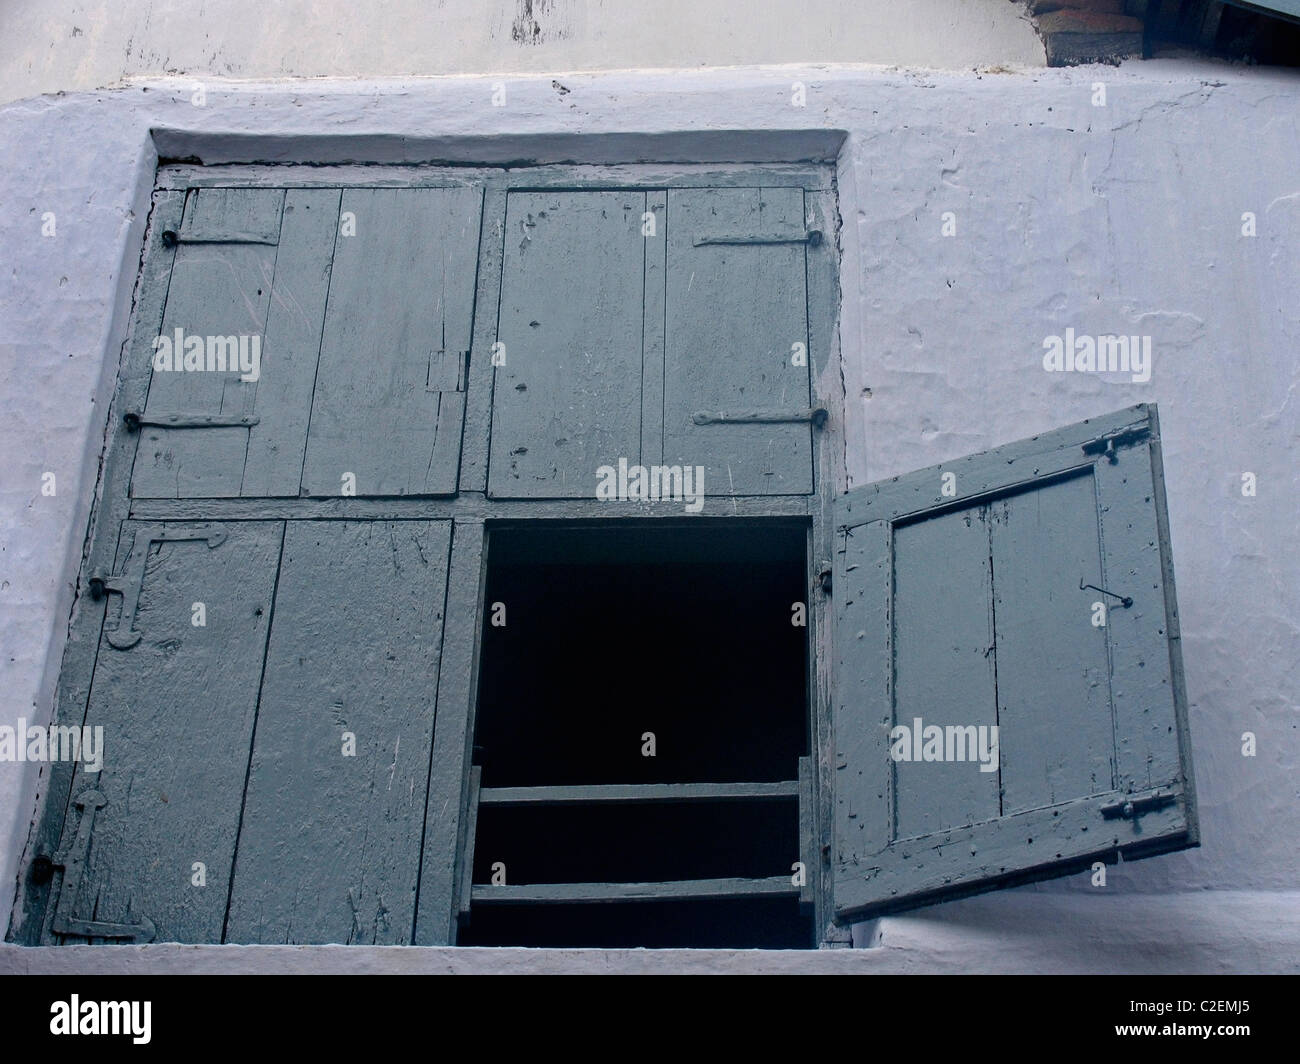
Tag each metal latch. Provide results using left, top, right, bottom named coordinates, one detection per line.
left=1082, top=425, right=1150, bottom=464
left=124, top=411, right=260, bottom=432
left=692, top=407, right=829, bottom=428
left=1100, top=791, right=1177, bottom=820
left=89, top=524, right=228, bottom=649
left=48, top=789, right=156, bottom=943
left=161, top=229, right=277, bottom=247
left=694, top=229, right=823, bottom=247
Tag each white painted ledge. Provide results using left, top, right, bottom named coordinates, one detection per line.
left=4, top=891, right=1297, bottom=973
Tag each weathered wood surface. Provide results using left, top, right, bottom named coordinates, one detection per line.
left=47, top=521, right=282, bottom=944
left=301, top=187, right=481, bottom=497
left=131, top=189, right=282, bottom=499
left=832, top=406, right=1195, bottom=921
left=239, top=188, right=340, bottom=497
left=663, top=187, right=812, bottom=497
left=488, top=191, right=647, bottom=498
left=225, top=520, right=452, bottom=944
left=479, top=781, right=800, bottom=805
left=891, top=505, right=1000, bottom=838
left=471, top=877, right=799, bottom=904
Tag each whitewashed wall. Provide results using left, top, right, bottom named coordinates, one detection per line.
left=0, top=0, right=1045, bottom=105
left=1, top=60, right=1297, bottom=971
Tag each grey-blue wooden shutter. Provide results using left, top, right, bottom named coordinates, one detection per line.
left=487, top=190, right=648, bottom=498
left=832, top=404, right=1197, bottom=920
left=131, top=185, right=481, bottom=499
left=130, top=187, right=338, bottom=499
left=663, top=187, right=814, bottom=496
left=42, top=520, right=281, bottom=943
left=225, top=519, right=451, bottom=944
left=300, top=188, right=482, bottom=497
left=43, top=519, right=453, bottom=944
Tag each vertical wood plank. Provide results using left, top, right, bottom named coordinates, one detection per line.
left=991, top=473, right=1115, bottom=813
left=414, top=518, right=485, bottom=944
left=487, top=191, right=647, bottom=499
left=1095, top=451, right=1182, bottom=792
left=240, top=188, right=341, bottom=497
left=833, top=519, right=892, bottom=871
left=664, top=187, right=812, bottom=497
left=641, top=191, right=667, bottom=469
left=459, top=190, right=508, bottom=495
left=225, top=519, right=452, bottom=944
left=300, top=187, right=482, bottom=497
left=892, top=506, right=1001, bottom=837
left=47, top=521, right=282, bottom=943
left=131, top=188, right=283, bottom=499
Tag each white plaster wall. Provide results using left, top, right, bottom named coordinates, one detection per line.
left=1, top=60, right=1297, bottom=970
left=0, top=0, right=1045, bottom=105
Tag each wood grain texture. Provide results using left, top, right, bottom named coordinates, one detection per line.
left=479, top=781, right=799, bottom=805
left=131, top=188, right=283, bottom=499
left=892, top=506, right=1000, bottom=838
left=224, top=520, right=452, bottom=944
left=663, top=187, right=812, bottom=497
left=301, top=187, right=482, bottom=497
left=832, top=406, right=1194, bottom=922
left=471, top=877, right=798, bottom=904
left=239, top=188, right=340, bottom=497
left=413, top=518, right=485, bottom=945
left=488, top=190, right=647, bottom=498
left=991, top=473, right=1114, bottom=813
left=46, top=521, right=282, bottom=944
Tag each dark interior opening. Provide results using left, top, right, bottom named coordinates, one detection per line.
left=459, top=521, right=813, bottom=948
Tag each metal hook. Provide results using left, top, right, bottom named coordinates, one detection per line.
left=1079, top=578, right=1132, bottom=609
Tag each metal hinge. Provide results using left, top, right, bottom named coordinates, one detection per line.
left=47, top=789, right=156, bottom=943
left=1100, top=790, right=1177, bottom=820
left=694, top=229, right=823, bottom=247
left=124, top=411, right=260, bottom=432
left=89, top=524, right=228, bottom=649
left=692, top=407, right=829, bottom=428
left=1082, top=425, right=1150, bottom=464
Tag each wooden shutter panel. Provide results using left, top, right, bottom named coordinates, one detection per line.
left=300, top=187, right=482, bottom=497
left=130, top=188, right=339, bottom=499
left=488, top=190, right=647, bottom=498
left=42, top=519, right=454, bottom=944
left=42, top=521, right=282, bottom=943
left=663, top=187, right=815, bottom=496
left=831, top=404, right=1197, bottom=920
left=225, top=520, right=452, bottom=944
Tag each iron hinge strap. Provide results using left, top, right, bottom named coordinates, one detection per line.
left=88, top=524, right=228, bottom=649
left=47, top=789, right=155, bottom=943
left=692, top=407, right=829, bottom=428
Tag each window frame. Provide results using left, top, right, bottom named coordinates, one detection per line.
left=11, top=160, right=848, bottom=947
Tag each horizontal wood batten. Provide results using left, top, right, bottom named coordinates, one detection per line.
left=470, top=877, right=799, bottom=905
left=478, top=781, right=800, bottom=806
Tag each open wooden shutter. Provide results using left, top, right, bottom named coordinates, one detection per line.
left=831, top=404, right=1197, bottom=920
